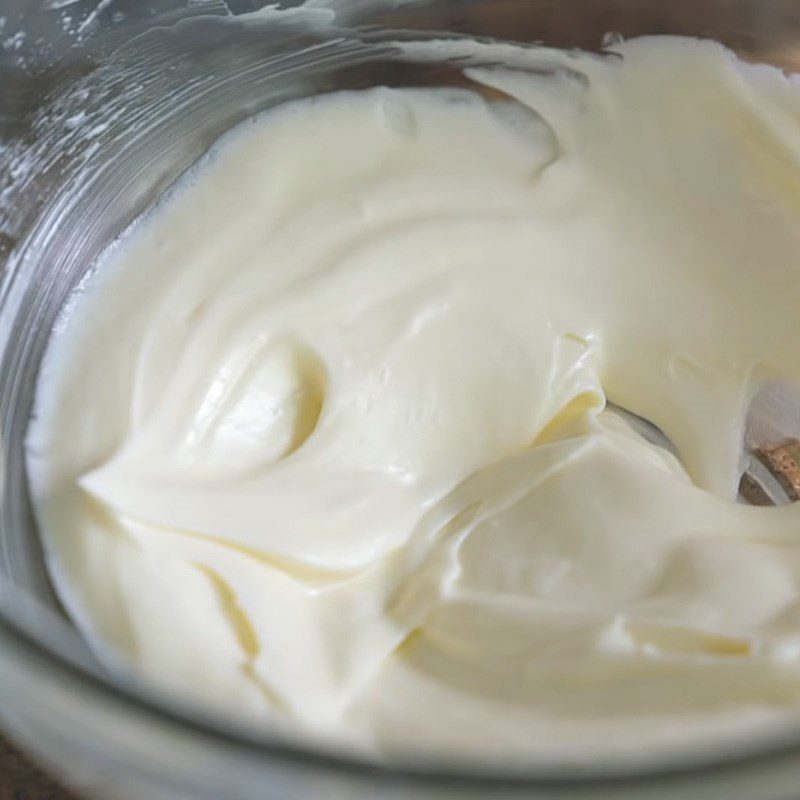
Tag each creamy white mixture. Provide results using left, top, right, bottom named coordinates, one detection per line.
left=26, top=36, right=800, bottom=762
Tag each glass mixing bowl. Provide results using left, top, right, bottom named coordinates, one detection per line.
left=4, top=1, right=800, bottom=798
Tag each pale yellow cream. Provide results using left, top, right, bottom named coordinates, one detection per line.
left=26, top=36, right=800, bottom=762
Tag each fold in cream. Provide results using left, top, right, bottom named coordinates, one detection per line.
left=26, top=36, right=800, bottom=762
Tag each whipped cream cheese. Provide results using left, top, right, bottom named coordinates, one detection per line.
left=26, top=36, right=800, bottom=762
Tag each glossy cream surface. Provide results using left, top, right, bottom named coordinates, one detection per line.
left=26, top=36, right=800, bottom=761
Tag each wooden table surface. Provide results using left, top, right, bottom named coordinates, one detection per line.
left=0, top=736, right=78, bottom=800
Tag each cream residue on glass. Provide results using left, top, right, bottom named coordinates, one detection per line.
left=26, top=36, right=800, bottom=762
